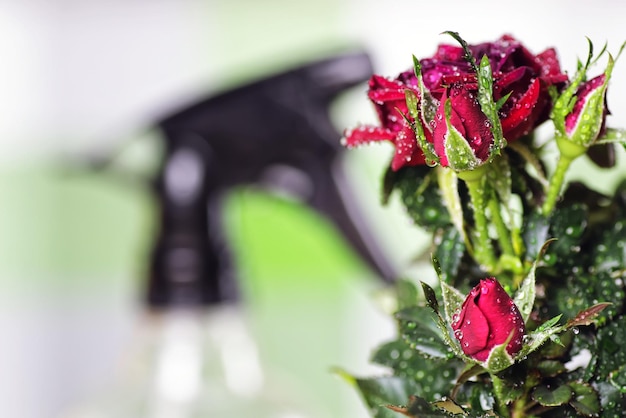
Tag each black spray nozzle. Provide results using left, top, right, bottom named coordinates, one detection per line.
left=148, top=49, right=398, bottom=308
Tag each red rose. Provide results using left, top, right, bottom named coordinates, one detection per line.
left=452, top=277, right=525, bottom=362
left=423, top=35, right=568, bottom=168
left=343, top=35, right=568, bottom=171
left=342, top=75, right=428, bottom=171
left=422, top=35, right=568, bottom=142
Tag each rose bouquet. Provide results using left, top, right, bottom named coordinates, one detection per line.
left=338, top=32, right=626, bottom=417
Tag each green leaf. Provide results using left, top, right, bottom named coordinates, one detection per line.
left=553, top=270, right=624, bottom=325
left=431, top=399, right=466, bottom=415
left=536, top=360, right=567, bottom=377
left=396, top=306, right=453, bottom=360
left=370, top=339, right=463, bottom=400
left=593, top=381, right=626, bottom=417
left=421, top=281, right=440, bottom=313
left=386, top=396, right=455, bottom=417
left=544, top=204, right=588, bottom=271
left=568, top=381, right=601, bottom=417
left=434, top=226, right=467, bottom=285
left=334, top=370, right=421, bottom=418
left=516, top=315, right=564, bottom=359
left=609, top=364, right=626, bottom=393
left=565, top=302, right=612, bottom=328
left=392, top=166, right=452, bottom=231
left=522, top=212, right=551, bottom=262
left=396, top=279, right=420, bottom=311
left=539, top=329, right=573, bottom=359
left=532, top=384, right=573, bottom=406
left=538, top=314, right=563, bottom=331
left=593, top=315, right=626, bottom=383
left=441, top=281, right=465, bottom=326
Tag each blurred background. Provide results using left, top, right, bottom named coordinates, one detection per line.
left=1, top=1, right=625, bottom=417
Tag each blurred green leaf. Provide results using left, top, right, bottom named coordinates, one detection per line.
left=434, top=227, right=466, bottom=284
left=532, top=384, right=573, bottom=406
left=389, top=166, right=451, bottom=231
left=371, top=339, right=462, bottom=401
left=396, top=279, right=420, bottom=311
left=396, top=306, right=452, bottom=360
left=537, top=360, right=567, bottom=377
left=593, top=315, right=626, bottom=383
left=334, top=371, right=420, bottom=418
left=568, top=381, right=600, bottom=417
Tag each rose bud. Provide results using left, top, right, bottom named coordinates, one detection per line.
left=432, top=84, right=494, bottom=171
left=562, top=73, right=610, bottom=149
left=451, top=278, right=525, bottom=362
left=342, top=74, right=428, bottom=171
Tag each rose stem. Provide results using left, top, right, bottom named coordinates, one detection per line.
left=542, top=138, right=587, bottom=216
left=541, top=154, right=573, bottom=216
left=488, top=193, right=515, bottom=256
left=463, top=176, right=497, bottom=271
left=490, top=374, right=511, bottom=417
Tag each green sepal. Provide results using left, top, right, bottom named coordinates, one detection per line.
left=412, top=55, right=440, bottom=131
left=443, top=31, right=505, bottom=159
left=495, top=91, right=512, bottom=111
left=551, top=39, right=595, bottom=136
left=513, top=257, right=537, bottom=323
left=567, top=54, right=614, bottom=147
left=419, top=279, right=469, bottom=361
left=404, top=89, right=439, bottom=166
left=484, top=340, right=515, bottom=373
left=443, top=31, right=478, bottom=71
left=477, top=55, right=506, bottom=158
left=441, top=281, right=466, bottom=326
left=443, top=99, right=483, bottom=171
left=595, top=127, right=626, bottom=153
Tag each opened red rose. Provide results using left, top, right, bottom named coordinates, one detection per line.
left=342, top=75, right=428, bottom=171
left=452, top=277, right=525, bottom=362
left=342, top=35, right=569, bottom=171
